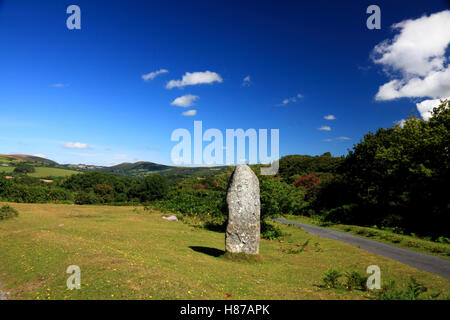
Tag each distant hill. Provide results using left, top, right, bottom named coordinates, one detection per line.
left=98, top=161, right=232, bottom=179
left=0, top=154, right=58, bottom=166
left=98, top=161, right=170, bottom=176
left=0, top=153, right=233, bottom=179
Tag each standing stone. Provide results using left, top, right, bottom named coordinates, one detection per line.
left=225, top=165, right=261, bottom=254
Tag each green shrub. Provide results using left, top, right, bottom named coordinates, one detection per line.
left=261, top=222, right=285, bottom=240
left=74, top=190, right=98, bottom=205
left=0, top=205, right=19, bottom=220
left=344, top=270, right=368, bottom=291
left=259, top=176, right=306, bottom=219
left=157, top=188, right=227, bottom=220
left=321, top=269, right=343, bottom=289
left=375, top=278, right=436, bottom=300
left=13, top=163, right=35, bottom=174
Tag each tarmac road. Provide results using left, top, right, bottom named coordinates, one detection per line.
left=275, top=217, right=450, bottom=280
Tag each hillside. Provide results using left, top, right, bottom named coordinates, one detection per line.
left=0, top=155, right=79, bottom=178
left=0, top=154, right=58, bottom=166
left=98, top=161, right=170, bottom=175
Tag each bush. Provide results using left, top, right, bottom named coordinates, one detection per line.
left=0, top=205, right=19, bottom=220
left=375, top=278, right=436, bottom=300
left=261, top=222, right=285, bottom=240
left=13, top=163, right=35, bottom=174
left=157, top=188, right=227, bottom=221
left=259, top=176, right=306, bottom=219
left=74, top=190, right=98, bottom=205
left=136, top=174, right=169, bottom=202
left=321, top=269, right=343, bottom=289
left=344, top=270, right=368, bottom=291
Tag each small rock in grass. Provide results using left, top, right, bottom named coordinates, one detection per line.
left=162, top=215, right=178, bottom=222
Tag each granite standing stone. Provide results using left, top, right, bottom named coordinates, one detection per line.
left=225, top=165, right=261, bottom=254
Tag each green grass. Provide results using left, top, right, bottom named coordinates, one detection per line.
left=0, top=166, right=79, bottom=178
left=284, top=215, right=450, bottom=260
left=0, top=158, right=13, bottom=164
left=0, top=203, right=449, bottom=300
left=0, top=167, right=14, bottom=174
left=28, top=167, right=79, bottom=178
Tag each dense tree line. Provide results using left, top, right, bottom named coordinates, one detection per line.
left=314, top=100, right=450, bottom=238
left=0, top=171, right=169, bottom=205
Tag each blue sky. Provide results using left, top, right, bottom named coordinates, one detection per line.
left=1, top=0, right=449, bottom=166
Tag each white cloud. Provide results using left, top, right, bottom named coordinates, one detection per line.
left=375, top=70, right=450, bottom=101
left=372, top=10, right=450, bottom=119
left=277, top=93, right=303, bottom=106
left=166, top=71, right=223, bottom=89
left=324, top=137, right=351, bottom=142
left=242, top=75, right=251, bottom=87
left=64, top=142, right=89, bottom=149
left=318, top=126, right=331, bottom=131
left=142, top=69, right=168, bottom=81
left=181, top=109, right=197, bottom=116
left=415, top=98, right=450, bottom=120
left=324, top=115, right=336, bottom=120
left=171, top=94, right=199, bottom=107
left=372, top=11, right=450, bottom=77
left=50, top=83, right=67, bottom=88
left=33, top=154, right=47, bottom=158
left=394, top=119, right=406, bottom=128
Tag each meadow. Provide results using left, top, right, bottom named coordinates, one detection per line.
left=0, top=202, right=449, bottom=300
left=0, top=166, right=79, bottom=178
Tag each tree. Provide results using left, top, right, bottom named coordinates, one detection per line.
left=137, top=174, right=168, bottom=202
left=318, top=100, right=449, bottom=237
left=13, top=163, right=35, bottom=174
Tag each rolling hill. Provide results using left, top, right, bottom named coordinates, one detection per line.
left=0, top=154, right=58, bottom=166
left=1, top=153, right=232, bottom=179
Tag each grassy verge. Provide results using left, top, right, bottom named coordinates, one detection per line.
left=0, top=203, right=449, bottom=300
left=284, top=215, right=450, bottom=260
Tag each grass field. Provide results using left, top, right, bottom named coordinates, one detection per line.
left=0, top=166, right=79, bottom=178
left=0, top=203, right=449, bottom=300
left=284, top=215, right=450, bottom=260
left=0, top=167, right=14, bottom=174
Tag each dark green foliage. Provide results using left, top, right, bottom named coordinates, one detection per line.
left=99, top=161, right=169, bottom=176
left=134, top=175, right=168, bottom=202
left=0, top=175, right=73, bottom=203
left=321, top=269, right=343, bottom=289
left=156, top=175, right=228, bottom=222
left=376, top=278, right=438, bottom=300
left=316, top=100, right=450, bottom=238
left=279, top=153, right=343, bottom=183
left=259, top=176, right=306, bottom=219
left=344, top=270, right=368, bottom=291
left=320, top=269, right=370, bottom=291
left=74, top=190, right=98, bottom=205
left=261, top=222, right=285, bottom=240
left=0, top=205, right=19, bottom=220
left=13, top=163, right=35, bottom=174
left=63, top=172, right=168, bottom=204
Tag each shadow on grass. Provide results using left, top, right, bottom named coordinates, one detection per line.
left=189, top=246, right=225, bottom=257
left=203, top=221, right=226, bottom=233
